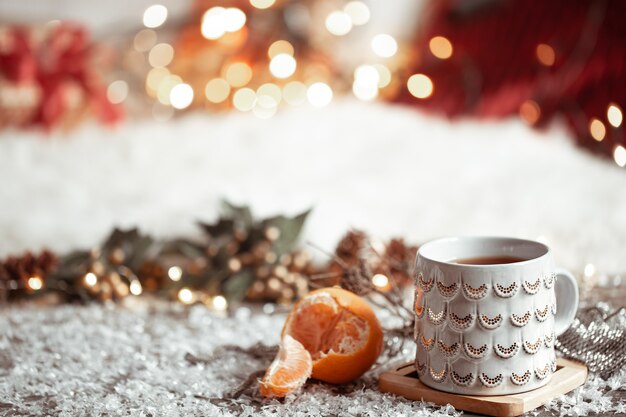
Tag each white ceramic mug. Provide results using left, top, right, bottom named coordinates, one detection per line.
left=414, top=237, right=578, bottom=395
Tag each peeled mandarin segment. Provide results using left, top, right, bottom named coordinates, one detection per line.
left=282, top=287, right=384, bottom=385
left=259, top=335, right=312, bottom=398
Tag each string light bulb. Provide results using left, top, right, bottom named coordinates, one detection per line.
left=213, top=295, right=228, bottom=311
left=168, top=266, right=182, bottom=281
left=372, top=274, right=389, bottom=288
left=28, top=276, right=43, bottom=291
left=178, top=288, right=194, bottom=304
left=84, top=272, right=98, bottom=287
left=129, top=280, right=143, bottom=296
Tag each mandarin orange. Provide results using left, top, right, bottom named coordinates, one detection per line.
left=260, top=287, right=383, bottom=397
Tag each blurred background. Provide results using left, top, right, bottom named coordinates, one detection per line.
left=1, top=0, right=626, bottom=304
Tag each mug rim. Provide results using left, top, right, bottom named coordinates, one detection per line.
left=418, top=236, right=550, bottom=268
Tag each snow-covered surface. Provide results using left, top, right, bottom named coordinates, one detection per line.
left=2, top=100, right=626, bottom=273
left=1, top=101, right=626, bottom=416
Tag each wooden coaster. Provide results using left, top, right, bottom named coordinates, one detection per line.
left=378, top=358, right=587, bottom=417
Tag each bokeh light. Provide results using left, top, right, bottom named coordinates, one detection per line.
left=233, top=88, right=257, bottom=111
left=133, top=29, right=157, bottom=52
left=614, top=145, right=626, bottom=167
left=168, top=266, right=182, bottom=281
left=325, top=11, right=352, bottom=36
left=268, top=40, right=294, bottom=59
left=407, top=74, right=433, bottom=99
left=107, top=80, right=129, bottom=104
left=344, top=1, right=370, bottom=26
left=307, top=82, right=333, bottom=107
left=225, top=62, right=253, bottom=87
left=201, top=7, right=247, bottom=40
left=269, top=53, right=297, bottom=79
left=429, top=36, right=453, bottom=59
left=178, top=288, right=194, bottom=304
left=28, top=276, right=43, bottom=290
left=250, top=0, right=275, bottom=9
left=607, top=103, right=623, bottom=128
left=129, top=280, right=143, bottom=295
left=84, top=272, right=98, bottom=287
left=146, top=67, right=170, bottom=95
left=283, top=81, right=307, bottom=106
left=148, top=43, right=174, bottom=68
left=373, top=64, right=391, bottom=88
left=589, top=118, right=606, bottom=141
left=257, top=83, right=282, bottom=104
left=519, top=100, right=541, bottom=125
left=372, top=274, right=389, bottom=288
left=169, top=83, right=194, bottom=109
left=143, top=4, right=168, bottom=28
left=536, top=43, right=556, bottom=66
left=371, top=34, right=397, bottom=58
left=156, top=74, right=182, bottom=105
left=205, top=78, right=231, bottom=103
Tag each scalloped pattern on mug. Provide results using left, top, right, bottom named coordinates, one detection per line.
left=535, top=363, right=550, bottom=380
left=535, top=305, right=549, bottom=322
left=494, top=281, right=519, bottom=298
left=544, top=331, right=555, bottom=348
left=550, top=358, right=557, bottom=372
left=418, top=272, right=434, bottom=292
left=544, top=272, right=556, bottom=289
left=478, top=313, right=503, bottom=330
left=463, top=342, right=488, bottom=359
left=451, top=370, right=476, bottom=387
left=479, top=372, right=503, bottom=388
left=494, top=342, right=520, bottom=359
left=437, top=340, right=460, bottom=358
left=436, top=281, right=459, bottom=298
left=449, top=312, right=475, bottom=330
left=462, top=282, right=488, bottom=300
left=420, top=334, right=435, bottom=351
left=510, top=370, right=531, bottom=385
left=522, top=278, right=541, bottom=294
left=510, top=311, right=531, bottom=327
left=416, top=360, right=427, bottom=375
left=429, top=364, right=447, bottom=382
left=427, top=305, right=447, bottom=325
left=523, top=337, right=542, bottom=354
left=414, top=294, right=426, bottom=318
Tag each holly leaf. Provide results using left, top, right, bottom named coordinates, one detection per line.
left=222, top=270, right=254, bottom=302
left=221, top=201, right=253, bottom=228
left=265, top=209, right=311, bottom=257
left=198, top=219, right=235, bottom=238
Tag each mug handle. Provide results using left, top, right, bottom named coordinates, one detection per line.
left=553, top=268, right=579, bottom=336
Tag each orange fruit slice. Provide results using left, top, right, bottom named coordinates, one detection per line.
left=260, top=287, right=383, bottom=397
left=259, top=335, right=312, bottom=398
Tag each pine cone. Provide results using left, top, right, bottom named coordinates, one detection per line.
left=0, top=250, right=58, bottom=300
